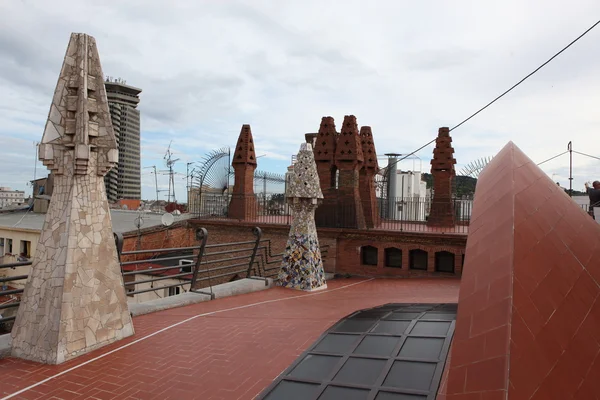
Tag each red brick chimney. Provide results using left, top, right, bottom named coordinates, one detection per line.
left=427, top=127, right=456, bottom=227
left=313, top=116, right=339, bottom=227
left=359, top=126, right=380, bottom=228
left=228, top=124, right=257, bottom=220
left=335, top=115, right=366, bottom=229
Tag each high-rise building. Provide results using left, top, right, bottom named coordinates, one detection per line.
left=103, top=79, right=142, bottom=202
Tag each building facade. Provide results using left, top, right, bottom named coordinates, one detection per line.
left=0, top=187, right=25, bottom=208
left=104, top=79, right=142, bottom=202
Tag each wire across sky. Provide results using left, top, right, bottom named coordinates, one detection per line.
left=389, top=18, right=600, bottom=169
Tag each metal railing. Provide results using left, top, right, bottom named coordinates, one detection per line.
left=0, top=260, right=32, bottom=329
left=192, top=194, right=472, bottom=234
left=0, top=227, right=331, bottom=333
left=114, top=226, right=303, bottom=300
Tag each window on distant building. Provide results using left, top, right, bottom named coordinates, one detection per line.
left=0, top=238, right=4, bottom=256
left=6, top=239, right=12, bottom=255
left=20, top=240, right=31, bottom=259
left=179, top=259, right=194, bottom=274
left=361, top=246, right=378, bottom=266
left=168, top=286, right=181, bottom=297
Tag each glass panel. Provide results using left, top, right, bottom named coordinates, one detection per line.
left=420, top=312, right=456, bottom=320
left=319, top=386, right=370, bottom=400
left=385, top=312, right=421, bottom=320
left=313, top=334, right=360, bottom=354
left=354, top=335, right=402, bottom=357
left=436, top=304, right=458, bottom=312
left=264, top=381, right=321, bottom=400
left=399, top=305, right=433, bottom=312
left=288, top=354, right=342, bottom=380
left=371, top=320, right=411, bottom=335
left=383, top=361, right=437, bottom=391
left=410, top=321, right=451, bottom=336
left=375, top=392, right=427, bottom=400
left=334, top=319, right=377, bottom=333
left=351, top=310, right=391, bottom=319
left=334, top=358, right=386, bottom=386
left=398, top=337, right=444, bottom=360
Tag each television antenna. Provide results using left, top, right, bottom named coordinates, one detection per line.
left=163, top=141, right=180, bottom=203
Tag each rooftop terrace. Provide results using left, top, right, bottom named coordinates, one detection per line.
left=0, top=278, right=459, bottom=400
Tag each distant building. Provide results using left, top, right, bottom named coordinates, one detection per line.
left=392, top=170, right=428, bottom=199
left=188, top=186, right=229, bottom=216
left=31, top=175, right=54, bottom=213
left=103, top=78, right=142, bottom=202
left=0, top=187, right=25, bottom=208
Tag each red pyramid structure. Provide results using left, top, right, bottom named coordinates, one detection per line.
left=229, top=124, right=257, bottom=220
left=427, top=127, right=456, bottom=227
left=335, top=115, right=366, bottom=229
left=359, top=126, right=380, bottom=228
left=443, top=142, right=600, bottom=399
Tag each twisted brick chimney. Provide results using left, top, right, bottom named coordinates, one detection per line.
left=229, top=124, right=257, bottom=220
left=313, top=116, right=339, bottom=227
left=335, top=115, right=366, bottom=229
left=359, top=126, right=380, bottom=228
left=427, top=127, right=456, bottom=227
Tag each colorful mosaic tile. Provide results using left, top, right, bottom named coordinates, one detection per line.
left=278, top=143, right=327, bottom=291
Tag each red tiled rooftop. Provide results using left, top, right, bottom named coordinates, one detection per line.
left=0, top=278, right=459, bottom=400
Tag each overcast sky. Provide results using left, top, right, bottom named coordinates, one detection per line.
left=1, top=0, right=600, bottom=201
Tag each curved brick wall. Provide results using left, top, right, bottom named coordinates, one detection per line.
left=442, top=142, right=600, bottom=399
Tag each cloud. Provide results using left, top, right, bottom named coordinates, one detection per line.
left=2, top=0, right=600, bottom=203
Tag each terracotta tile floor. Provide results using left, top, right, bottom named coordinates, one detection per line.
left=0, top=278, right=459, bottom=400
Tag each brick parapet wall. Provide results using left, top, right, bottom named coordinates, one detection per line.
left=122, top=219, right=466, bottom=285
left=334, top=231, right=466, bottom=278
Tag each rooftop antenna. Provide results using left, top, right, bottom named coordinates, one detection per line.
left=163, top=141, right=180, bottom=203
left=143, top=166, right=159, bottom=203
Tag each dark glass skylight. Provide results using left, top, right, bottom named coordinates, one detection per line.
left=259, top=303, right=457, bottom=400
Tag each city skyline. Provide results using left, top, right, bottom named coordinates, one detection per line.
left=1, top=1, right=599, bottom=202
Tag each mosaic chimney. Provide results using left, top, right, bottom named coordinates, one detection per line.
left=10, top=33, right=134, bottom=365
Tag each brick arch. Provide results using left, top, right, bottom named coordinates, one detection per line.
left=431, top=245, right=465, bottom=255
left=383, top=246, right=402, bottom=268
left=360, top=245, right=378, bottom=266
left=403, top=243, right=430, bottom=252
left=434, top=250, right=456, bottom=273
left=408, top=248, right=429, bottom=270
